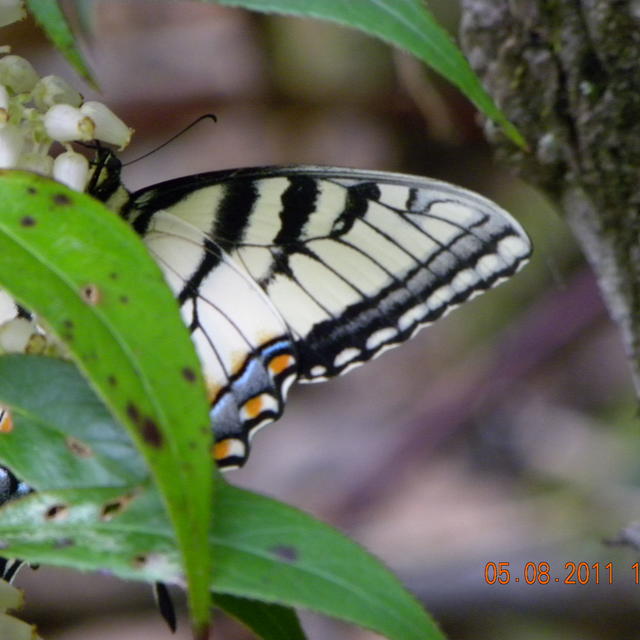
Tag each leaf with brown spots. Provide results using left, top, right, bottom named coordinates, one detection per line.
left=0, top=171, right=214, bottom=628
left=20, top=216, right=36, bottom=227
left=66, top=436, right=93, bottom=458
left=0, top=480, right=444, bottom=640
left=52, top=193, right=72, bottom=206
left=80, top=283, right=101, bottom=305
left=182, top=367, right=196, bottom=383
left=44, top=503, right=69, bottom=521
left=101, top=491, right=138, bottom=521
left=141, top=418, right=163, bottom=448
left=0, top=355, right=146, bottom=488
left=269, top=544, right=298, bottom=563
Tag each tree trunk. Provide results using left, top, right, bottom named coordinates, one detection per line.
left=460, top=0, right=640, bottom=394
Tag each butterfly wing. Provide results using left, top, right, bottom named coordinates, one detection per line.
left=122, top=165, right=530, bottom=466
left=239, top=168, right=531, bottom=380
left=131, top=207, right=297, bottom=467
left=126, top=165, right=531, bottom=374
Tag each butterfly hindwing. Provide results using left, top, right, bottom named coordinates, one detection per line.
left=132, top=205, right=297, bottom=467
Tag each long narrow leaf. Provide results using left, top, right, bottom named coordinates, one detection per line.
left=25, top=0, right=96, bottom=87
left=0, top=481, right=444, bottom=640
left=213, top=484, right=445, bottom=640
left=208, top=0, right=525, bottom=147
left=0, top=172, right=213, bottom=632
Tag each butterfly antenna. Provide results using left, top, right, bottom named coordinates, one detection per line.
left=123, top=114, right=218, bottom=167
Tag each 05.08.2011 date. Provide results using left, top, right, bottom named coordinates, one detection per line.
left=483, top=561, right=640, bottom=585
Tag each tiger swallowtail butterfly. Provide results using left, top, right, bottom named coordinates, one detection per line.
left=88, top=150, right=531, bottom=468
left=0, top=151, right=531, bottom=470
left=0, top=150, right=532, bottom=629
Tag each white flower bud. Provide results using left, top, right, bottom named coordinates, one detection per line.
left=0, top=0, right=25, bottom=28
left=0, top=123, right=23, bottom=167
left=0, top=84, right=9, bottom=126
left=79, top=101, right=132, bottom=149
left=0, top=317, right=35, bottom=353
left=53, top=149, right=88, bottom=191
left=32, top=75, right=82, bottom=111
left=0, top=54, right=38, bottom=93
left=43, top=103, right=94, bottom=142
left=17, top=151, right=53, bottom=175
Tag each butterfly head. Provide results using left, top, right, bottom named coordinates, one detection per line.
left=87, top=147, right=131, bottom=213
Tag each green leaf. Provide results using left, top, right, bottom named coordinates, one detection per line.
left=0, top=355, right=144, bottom=489
left=213, top=484, right=445, bottom=640
left=0, top=481, right=443, bottom=640
left=206, top=0, right=525, bottom=147
left=0, top=171, right=213, bottom=632
left=25, top=0, right=97, bottom=88
left=215, top=594, right=307, bottom=640
left=0, top=485, right=182, bottom=582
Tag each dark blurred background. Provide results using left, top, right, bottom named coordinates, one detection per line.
left=5, top=2, right=640, bottom=638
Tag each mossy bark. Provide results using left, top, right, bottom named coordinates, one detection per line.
left=460, top=0, right=640, bottom=393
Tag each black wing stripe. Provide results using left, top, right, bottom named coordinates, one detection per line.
left=330, top=182, right=379, bottom=236
left=177, top=237, right=221, bottom=304
left=177, top=181, right=258, bottom=303
left=406, top=186, right=419, bottom=211
left=296, top=226, right=526, bottom=378
left=213, top=180, right=258, bottom=252
left=274, top=176, right=319, bottom=244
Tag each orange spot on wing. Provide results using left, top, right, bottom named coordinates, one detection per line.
left=0, top=410, right=13, bottom=433
left=243, top=395, right=264, bottom=419
left=213, top=439, right=234, bottom=461
left=269, top=354, right=294, bottom=375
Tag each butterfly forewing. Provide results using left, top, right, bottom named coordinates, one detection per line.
left=116, top=164, right=531, bottom=467
left=260, top=170, right=530, bottom=380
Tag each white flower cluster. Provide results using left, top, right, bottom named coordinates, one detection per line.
left=0, top=52, right=132, bottom=191
left=0, top=1, right=132, bottom=194
left=0, top=1, right=133, bottom=357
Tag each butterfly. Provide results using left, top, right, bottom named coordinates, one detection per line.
left=0, top=152, right=532, bottom=631
left=85, top=150, right=532, bottom=469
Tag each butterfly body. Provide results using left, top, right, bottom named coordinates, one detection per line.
left=87, top=155, right=531, bottom=468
